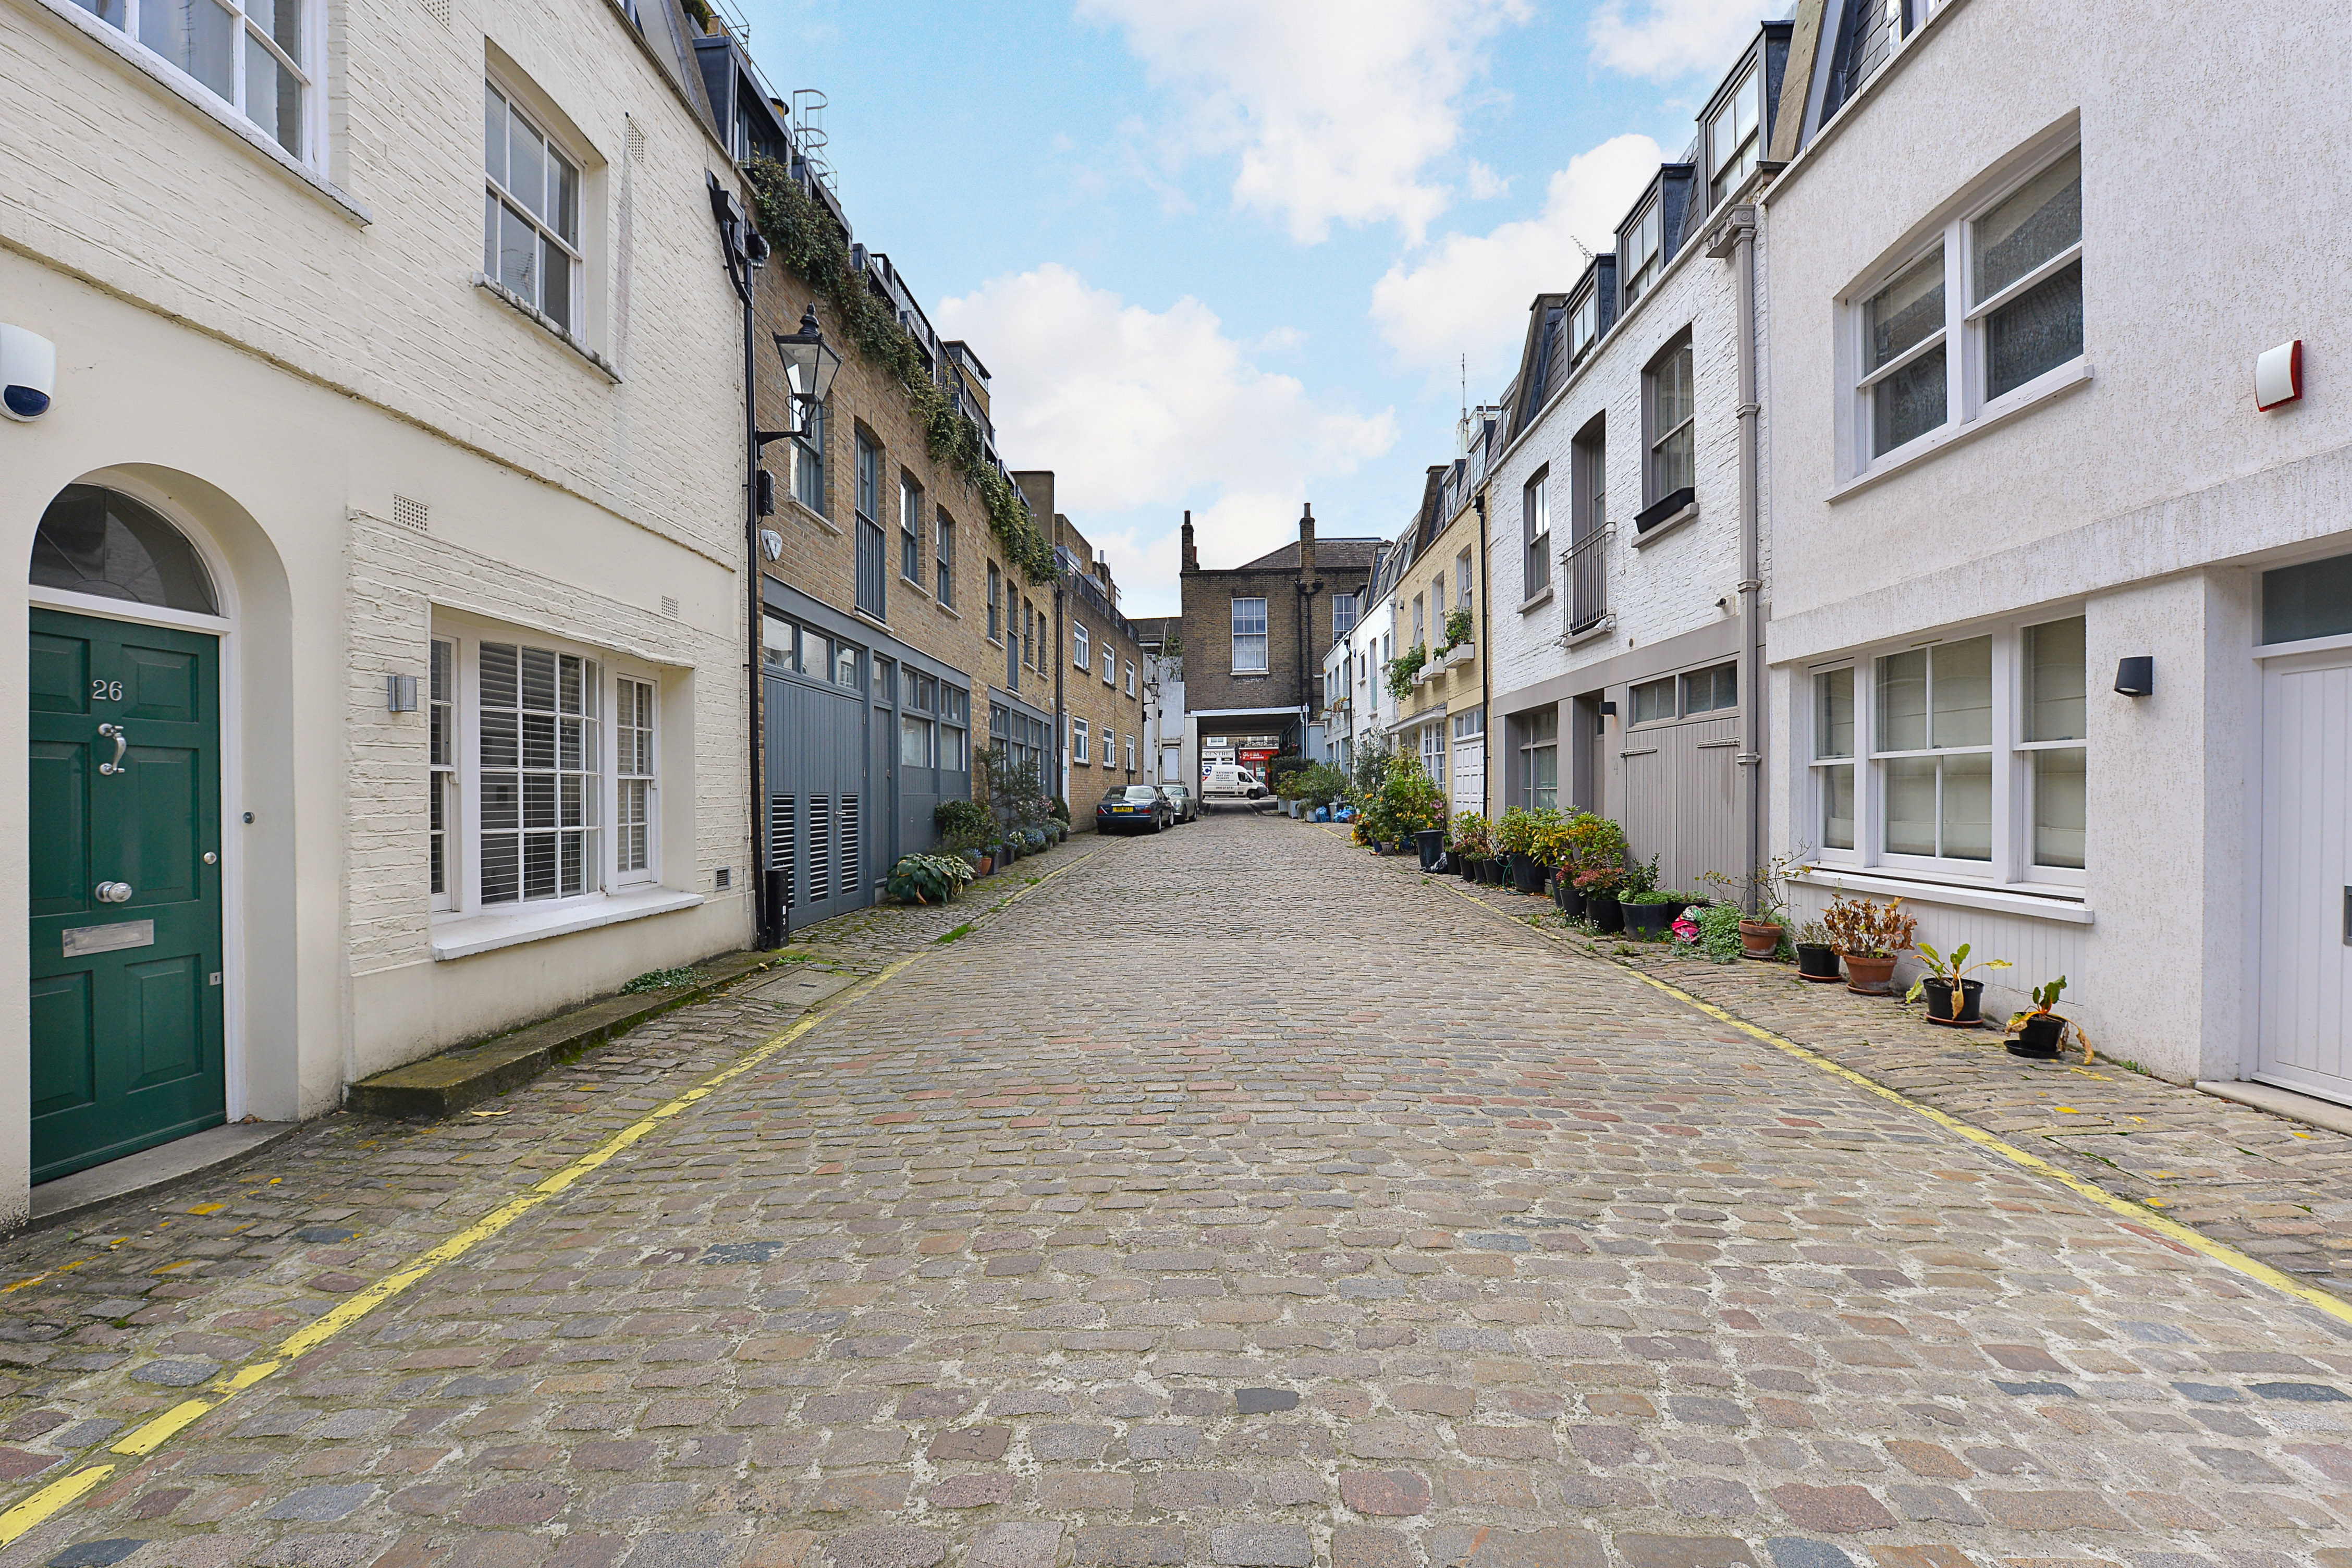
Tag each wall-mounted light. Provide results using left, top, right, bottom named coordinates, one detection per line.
left=2113, top=656, right=2154, bottom=697
left=387, top=673, right=419, bottom=713
left=1598, top=700, right=1619, bottom=717
left=2256, top=340, right=2303, bottom=411
left=755, top=305, right=843, bottom=450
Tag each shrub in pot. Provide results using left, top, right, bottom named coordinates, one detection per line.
left=1624, top=889, right=1679, bottom=935
left=1792, top=918, right=1840, bottom=982
left=1448, top=812, right=1491, bottom=881
left=2004, top=976, right=2071, bottom=1058
left=1822, top=891, right=1916, bottom=995
left=1905, top=942, right=2010, bottom=1028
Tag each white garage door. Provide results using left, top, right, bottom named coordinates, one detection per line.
left=2257, top=650, right=2352, bottom=1104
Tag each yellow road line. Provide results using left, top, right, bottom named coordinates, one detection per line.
left=0, top=848, right=1106, bottom=1544
left=1422, top=867, right=2352, bottom=1329
left=0, top=1258, right=88, bottom=1296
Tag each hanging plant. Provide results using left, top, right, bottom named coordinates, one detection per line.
left=744, top=159, right=1057, bottom=583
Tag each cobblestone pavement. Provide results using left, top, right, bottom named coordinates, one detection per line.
left=1399, top=842, right=2352, bottom=1297
left=2, top=816, right=2350, bottom=1568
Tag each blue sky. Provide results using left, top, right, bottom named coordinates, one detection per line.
left=731, top=0, right=1780, bottom=615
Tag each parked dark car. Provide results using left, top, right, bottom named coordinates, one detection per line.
left=1158, top=783, right=1198, bottom=823
left=1097, top=784, right=1175, bottom=835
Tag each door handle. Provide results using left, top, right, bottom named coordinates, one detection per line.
left=94, top=881, right=134, bottom=903
left=97, top=722, right=127, bottom=776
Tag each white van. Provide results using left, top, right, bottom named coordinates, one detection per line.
left=1200, top=765, right=1267, bottom=811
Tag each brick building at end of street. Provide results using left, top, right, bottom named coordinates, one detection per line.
left=1174, top=509, right=1379, bottom=784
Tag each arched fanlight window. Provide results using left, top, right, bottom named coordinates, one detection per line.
left=30, top=484, right=218, bottom=616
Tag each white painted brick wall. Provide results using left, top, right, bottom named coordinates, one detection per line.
left=1487, top=220, right=1767, bottom=702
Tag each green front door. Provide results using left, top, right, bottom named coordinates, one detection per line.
left=28, top=607, right=225, bottom=1182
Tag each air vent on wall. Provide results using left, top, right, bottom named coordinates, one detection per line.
left=660, top=595, right=680, bottom=618
left=392, top=495, right=428, bottom=531
left=625, top=122, right=646, bottom=164
left=423, top=0, right=450, bottom=24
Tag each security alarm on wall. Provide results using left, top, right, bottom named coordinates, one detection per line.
left=0, top=324, right=56, bottom=421
left=2255, top=339, right=2303, bottom=411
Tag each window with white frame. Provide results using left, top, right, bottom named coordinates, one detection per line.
left=1411, top=594, right=1425, bottom=648
left=479, top=641, right=600, bottom=904
left=1332, top=593, right=1359, bottom=639
left=1073, top=718, right=1089, bottom=764
left=1706, top=62, right=1762, bottom=206
left=1073, top=621, right=1091, bottom=672
left=1852, top=145, right=2082, bottom=470
left=936, top=511, right=955, bottom=605
left=1455, top=550, right=1473, bottom=614
left=485, top=82, right=582, bottom=334
left=1622, top=199, right=1663, bottom=306
left=1420, top=721, right=1446, bottom=787
left=1452, top=707, right=1484, bottom=741
left=987, top=561, right=1002, bottom=640
left=1232, top=598, right=1268, bottom=673
left=1124, top=735, right=1135, bottom=773
left=616, top=677, right=655, bottom=880
left=1810, top=614, right=2085, bottom=883
left=1124, top=659, right=1135, bottom=697
left=1646, top=336, right=1695, bottom=506
left=78, top=0, right=315, bottom=159
left=1518, top=706, right=1558, bottom=810
left=1523, top=473, right=1550, bottom=595
left=430, top=639, right=455, bottom=911
left=855, top=434, right=885, bottom=617
left=1569, top=288, right=1598, bottom=363
left=1101, top=644, right=1113, bottom=685
left=900, top=475, right=923, bottom=584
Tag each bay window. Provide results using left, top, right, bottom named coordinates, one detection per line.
left=1848, top=144, right=2083, bottom=473
left=1808, top=614, right=2087, bottom=885
left=432, top=626, right=672, bottom=919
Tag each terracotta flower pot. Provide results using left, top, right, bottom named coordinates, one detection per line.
left=1842, top=952, right=1897, bottom=994
left=1738, top=920, right=1784, bottom=960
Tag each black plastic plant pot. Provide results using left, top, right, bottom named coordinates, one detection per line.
left=1922, top=978, right=1984, bottom=1026
left=2008, top=1012, right=2066, bottom=1057
left=1457, top=856, right=1477, bottom=881
left=1588, top=892, right=1624, bottom=933
left=1624, top=902, right=1673, bottom=936
left=1562, top=886, right=1588, bottom=920
left=1416, top=829, right=1445, bottom=871
left=1510, top=853, right=1544, bottom=895
left=1796, top=943, right=1840, bottom=981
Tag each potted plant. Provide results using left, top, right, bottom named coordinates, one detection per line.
left=1904, top=942, right=2011, bottom=1027
left=1701, top=852, right=1807, bottom=960
left=1821, top=892, right=1916, bottom=994
left=1624, top=888, right=1681, bottom=936
left=2004, top=976, right=2071, bottom=1058
left=1792, top=918, right=1840, bottom=982
left=1448, top=812, right=1489, bottom=882
left=1493, top=807, right=1543, bottom=893
left=1576, top=865, right=1625, bottom=932
left=884, top=851, right=975, bottom=905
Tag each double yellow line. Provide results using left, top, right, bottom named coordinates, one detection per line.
left=1424, top=866, right=2352, bottom=1329
left=0, top=847, right=1100, bottom=1545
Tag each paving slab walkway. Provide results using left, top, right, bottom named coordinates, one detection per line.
left=0, top=817, right=2344, bottom=1568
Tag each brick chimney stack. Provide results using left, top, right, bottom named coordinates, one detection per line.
left=1180, top=510, right=1198, bottom=573
left=1298, top=501, right=1317, bottom=583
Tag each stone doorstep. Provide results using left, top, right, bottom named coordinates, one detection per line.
left=343, top=948, right=791, bottom=1121
left=26, top=1119, right=303, bottom=1233
left=2198, top=1077, right=2352, bottom=1138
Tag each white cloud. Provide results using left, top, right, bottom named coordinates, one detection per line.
left=1589, top=0, right=1772, bottom=81
left=1076, top=0, right=1532, bottom=244
left=935, top=265, right=1396, bottom=610
left=1369, top=134, right=1664, bottom=384
left=1465, top=160, right=1513, bottom=202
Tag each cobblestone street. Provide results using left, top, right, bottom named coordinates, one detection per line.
left=1, top=815, right=2349, bottom=1568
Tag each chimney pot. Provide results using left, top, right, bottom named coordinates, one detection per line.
left=1181, top=510, right=1198, bottom=573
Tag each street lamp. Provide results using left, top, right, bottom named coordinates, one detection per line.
left=759, top=305, right=842, bottom=446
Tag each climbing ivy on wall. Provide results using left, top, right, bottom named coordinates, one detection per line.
left=745, top=158, right=1057, bottom=583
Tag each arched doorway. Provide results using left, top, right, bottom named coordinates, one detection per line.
left=27, top=484, right=228, bottom=1182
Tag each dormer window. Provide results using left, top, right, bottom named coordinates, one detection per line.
left=1569, top=289, right=1598, bottom=362
left=1622, top=200, right=1663, bottom=307
left=1707, top=64, right=1762, bottom=204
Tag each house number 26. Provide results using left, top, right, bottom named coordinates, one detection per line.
left=92, top=680, right=124, bottom=702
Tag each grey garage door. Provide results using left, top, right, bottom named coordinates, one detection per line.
left=767, top=668, right=870, bottom=926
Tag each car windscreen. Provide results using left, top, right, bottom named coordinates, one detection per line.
left=1120, top=787, right=1161, bottom=802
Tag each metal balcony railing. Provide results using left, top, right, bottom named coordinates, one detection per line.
left=1565, top=526, right=1608, bottom=635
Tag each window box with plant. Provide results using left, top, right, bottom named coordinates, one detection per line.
left=1385, top=644, right=1428, bottom=702
left=1820, top=891, right=1917, bottom=994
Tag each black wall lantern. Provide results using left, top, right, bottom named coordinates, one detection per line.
left=1598, top=700, right=1619, bottom=717
left=2113, top=656, right=2154, bottom=697
left=759, top=305, right=843, bottom=447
